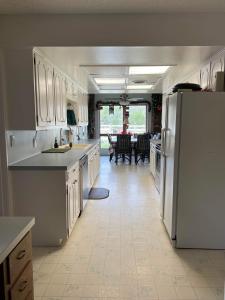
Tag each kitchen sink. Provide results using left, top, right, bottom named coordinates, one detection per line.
left=71, top=144, right=90, bottom=149
left=56, top=144, right=91, bottom=151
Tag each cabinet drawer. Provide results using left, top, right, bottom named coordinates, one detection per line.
left=10, top=261, right=33, bottom=300
left=8, top=232, right=32, bottom=284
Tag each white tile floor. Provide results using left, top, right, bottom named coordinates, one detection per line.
left=33, top=157, right=225, bottom=300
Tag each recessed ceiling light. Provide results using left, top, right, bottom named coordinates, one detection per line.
left=94, top=78, right=126, bottom=84
left=129, top=66, right=170, bottom=75
left=127, top=84, right=153, bottom=90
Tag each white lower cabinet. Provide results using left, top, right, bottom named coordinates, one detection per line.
left=88, top=144, right=100, bottom=188
left=11, top=162, right=81, bottom=246
left=67, top=164, right=80, bottom=236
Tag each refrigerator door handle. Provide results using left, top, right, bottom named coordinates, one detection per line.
left=164, top=129, right=170, bottom=157
left=161, top=128, right=166, bottom=156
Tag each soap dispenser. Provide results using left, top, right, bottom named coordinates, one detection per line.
left=54, top=137, right=59, bottom=148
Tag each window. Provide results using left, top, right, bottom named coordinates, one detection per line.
left=100, top=106, right=123, bottom=150
left=99, top=104, right=147, bottom=151
left=100, top=106, right=123, bottom=135
left=128, top=105, right=147, bottom=134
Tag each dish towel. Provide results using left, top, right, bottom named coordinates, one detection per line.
left=67, top=109, right=77, bottom=125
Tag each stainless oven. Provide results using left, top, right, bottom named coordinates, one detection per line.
left=155, top=144, right=161, bottom=192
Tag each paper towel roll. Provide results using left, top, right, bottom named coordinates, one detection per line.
left=215, top=71, right=224, bottom=91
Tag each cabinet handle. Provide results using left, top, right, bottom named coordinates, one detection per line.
left=18, top=280, right=28, bottom=292
left=16, top=250, right=26, bottom=260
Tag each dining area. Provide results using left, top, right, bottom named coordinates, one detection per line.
left=108, top=133, right=151, bottom=165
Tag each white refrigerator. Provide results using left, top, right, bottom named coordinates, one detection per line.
left=160, top=91, right=225, bottom=249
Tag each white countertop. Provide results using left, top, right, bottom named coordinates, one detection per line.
left=8, top=139, right=99, bottom=170
left=0, top=217, right=35, bottom=264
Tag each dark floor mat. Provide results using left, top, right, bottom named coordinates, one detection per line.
left=88, top=188, right=110, bottom=200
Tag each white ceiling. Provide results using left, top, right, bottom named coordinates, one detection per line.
left=0, top=0, right=225, bottom=14
left=41, top=46, right=223, bottom=93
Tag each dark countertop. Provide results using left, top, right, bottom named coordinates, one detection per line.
left=0, top=217, right=35, bottom=264
left=8, top=139, right=99, bottom=171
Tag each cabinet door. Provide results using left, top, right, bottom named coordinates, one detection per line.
left=67, top=182, right=76, bottom=236
left=54, top=71, right=62, bottom=126
left=67, top=167, right=80, bottom=236
left=34, top=54, right=49, bottom=127
left=74, top=175, right=80, bottom=218
left=60, top=77, right=67, bottom=124
left=55, top=71, right=67, bottom=126
left=46, top=64, right=55, bottom=125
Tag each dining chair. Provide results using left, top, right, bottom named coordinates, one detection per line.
left=134, top=134, right=150, bottom=164
left=107, top=134, right=114, bottom=162
left=115, top=135, right=132, bottom=164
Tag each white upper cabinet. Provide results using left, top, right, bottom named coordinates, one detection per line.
left=76, top=89, right=88, bottom=126
left=5, top=48, right=88, bottom=130
left=61, top=76, right=67, bottom=124
left=54, top=70, right=61, bottom=125
left=46, top=63, right=55, bottom=125
left=34, top=54, right=49, bottom=127
left=54, top=69, right=67, bottom=126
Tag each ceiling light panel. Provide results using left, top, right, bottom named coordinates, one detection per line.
left=94, top=78, right=126, bottom=84
left=129, top=66, right=170, bottom=75
left=127, top=84, right=153, bottom=90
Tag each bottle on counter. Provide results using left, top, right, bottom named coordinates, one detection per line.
left=54, top=138, right=59, bottom=148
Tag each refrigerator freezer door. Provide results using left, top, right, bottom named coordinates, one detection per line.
left=163, top=93, right=181, bottom=240
left=176, top=92, right=225, bottom=249
left=160, top=95, right=169, bottom=217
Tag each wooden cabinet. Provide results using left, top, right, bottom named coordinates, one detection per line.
left=67, top=164, right=80, bottom=236
left=88, top=144, right=100, bottom=188
left=0, top=232, right=33, bottom=300
left=10, top=262, right=33, bottom=300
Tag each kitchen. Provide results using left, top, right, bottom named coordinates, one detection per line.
left=0, top=8, right=225, bottom=299
left=0, top=45, right=224, bottom=299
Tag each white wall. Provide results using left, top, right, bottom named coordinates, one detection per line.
left=1, top=14, right=225, bottom=47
